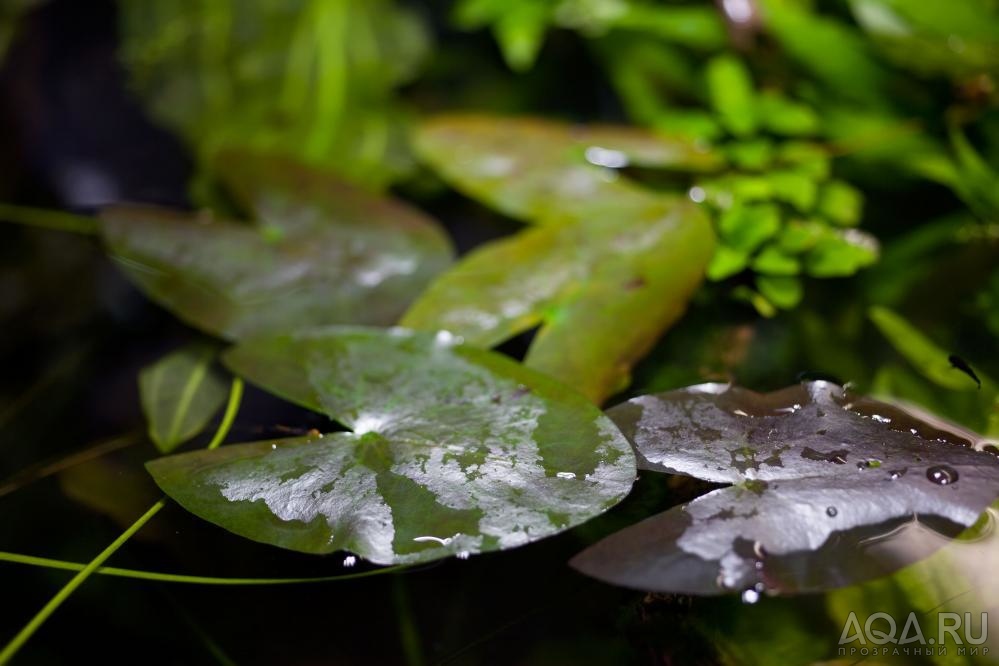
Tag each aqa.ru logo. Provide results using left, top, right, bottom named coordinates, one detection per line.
left=838, top=612, right=989, bottom=658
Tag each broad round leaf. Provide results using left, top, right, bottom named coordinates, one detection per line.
left=100, top=153, right=453, bottom=340
left=571, top=382, right=999, bottom=595
left=147, top=327, right=636, bottom=565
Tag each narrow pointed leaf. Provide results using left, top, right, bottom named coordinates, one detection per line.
left=100, top=152, right=453, bottom=340
left=139, top=344, right=228, bottom=453
left=147, top=327, right=636, bottom=565
left=572, top=382, right=999, bottom=595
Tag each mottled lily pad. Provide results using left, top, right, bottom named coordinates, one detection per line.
left=413, top=113, right=724, bottom=225
left=100, top=152, right=453, bottom=339
left=146, top=327, right=636, bottom=565
left=571, top=381, right=999, bottom=595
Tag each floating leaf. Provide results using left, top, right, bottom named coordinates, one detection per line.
left=404, top=194, right=715, bottom=403
left=100, top=152, right=453, bottom=339
left=412, top=113, right=724, bottom=225
left=571, top=381, right=999, bottom=595
left=406, top=115, right=718, bottom=403
left=147, top=327, right=636, bottom=564
left=139, top=344, right=228, bottom=453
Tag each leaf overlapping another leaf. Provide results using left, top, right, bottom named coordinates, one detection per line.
left=100, top=152, right=453, bottom=340
left=572, top=381, right=999, bottom=595
left=147, top=327, right=636, bottom=565
left=404, top=114, right=720, bottom=403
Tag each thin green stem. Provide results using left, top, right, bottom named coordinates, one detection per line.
left=0, top=377, right=244, bottom=663
left=0, top=204, right=98, bottom=235
left=207, top=377, right=242, bottom=451
left=0, top=551, right=407, bottom=585
left=0, top=499, right=167, bottom=664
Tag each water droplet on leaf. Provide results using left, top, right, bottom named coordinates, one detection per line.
left=926, top=465, right=958, bottom=485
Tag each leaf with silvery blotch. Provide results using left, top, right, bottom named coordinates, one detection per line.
left=146, top=327, right=636, bottom=565
left=571, top=381, right=999, bottom=596
left=99, top=151, right=453, bottom=340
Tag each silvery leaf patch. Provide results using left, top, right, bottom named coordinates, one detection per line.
left=147, top=327, right=636, bottom=565
left=571, top=382, right=999, bottom=595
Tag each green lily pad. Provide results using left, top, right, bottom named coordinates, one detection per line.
left=412, top=113, right=724, bottom=225
left=100, top=152, right=454, bottom=340
left=571, top=382, right=999, bottom=595
left=139, top=343, right=228, bottom=453
left=406, top=115, right=718, bottom=403
left=403, top=194, right=715, bottom=403
left=147, top=327, right=636, bottom=565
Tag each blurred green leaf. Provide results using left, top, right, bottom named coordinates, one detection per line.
left=139, top=344, right=228, bottom=453
left=101, top=152, right=453, bottom=339
left=816, top=180, right=864, bottom=227
left=718, top=202, right=781, bottom=252
left=760, top=0, right=888, bottom=106
left=869, top=306, right=988, bottom=391
left=148, top=327, right=636, bottom=563
left=765, top=169, right=818, bottom=212
left=118, top=0, right=429, bottom=187
left=706, top=54, right=758, bottom=138
left=755, top=91, right=821, bottom=137
left=756, top=275, right=803, bottom=309
left=804, top=228, right=879, bottom=277
left=752, top=246, right=800, bottom=275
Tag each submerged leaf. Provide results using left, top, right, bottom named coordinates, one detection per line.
left=147, top=327, right=636, bottom=565
left=101, top=152, right=453, bottom=340
left=571, top=381, right=999, bottom=595
left=139, top=344, right=228, bottom=453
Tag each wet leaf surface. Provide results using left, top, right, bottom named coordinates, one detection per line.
left=139, top=343, right=228, bottom=453
left=405, top=115, right=718, bottom=403
left=571, top=381, right=999, bottom=595
left=412, top=113, right=724, bottom=225
left=147, top=327, right=636, bottom=565
left=100, top=152, right=454, bottom=339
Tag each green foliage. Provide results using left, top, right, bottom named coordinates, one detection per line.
left=139, top=344, right=229, bottom=453
left=149, top=327, right=636, bottom=563
left=118, top=0, right=429, bottom=189
left=100, top=151, right=453, bottom=339
left=2, top=0, right=999, bottom=660
left=402, top=114, right=717, bottom=403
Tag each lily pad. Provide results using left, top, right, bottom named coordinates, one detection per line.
left=146, top=327, right=636, bottom=565
left=405, top=114, right=718, bottom=403
left=413, top=113, right=724, bottom=225
left=403, top=194, right=715, bottom=403
left=100, top=152, right=453, bottom=340
left=571, top=381, right=999, bottom=595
